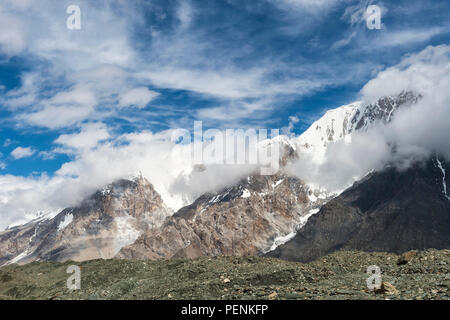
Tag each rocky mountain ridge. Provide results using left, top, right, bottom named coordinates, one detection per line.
left=0, top=176, right=172, bottom=265
left=116, top=172, right=326, bottom=260
left=293, top=91, right=420, bottom=164
left=2, top=91, right=442, bottom=265
left=267, top=156, right=450, bottom=262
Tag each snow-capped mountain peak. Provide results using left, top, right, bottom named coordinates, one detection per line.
left=294, top=102, right=361, bottom=164
left=292, top=91, right=421, bottom=164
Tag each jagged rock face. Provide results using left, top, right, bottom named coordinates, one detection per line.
left=1, top=91, right=433, bottom=265
left=349, top=91, right=421, bottom=133
left=0, top=176, right=172, bottom=265
left=116, top=173, right=327, bottom=260
left=267, top=157, right=450, bottom=262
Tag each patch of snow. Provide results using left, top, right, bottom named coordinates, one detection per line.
left=265, top=208, right=321, bottom=253
left=209, top=195, right=220, bottom=204
left=386, top=101, right=397, bottom=122
left=298, top=208, right=320, bottom=228
left=272, top=179, right=284, bottom=190
left=268, top=232, right=297, bottom=252
left=241, top=189, right=251, bottom=198
left=436, top=158, right=450, bottom=201
left=317, top=192, right=327, bottom=200
left=4, top=209, right=61, bottom=231
left=4, top=250, right=29, bottom=266
left=113, top=216, right=141, bottom=255
left=293, top=102, right=362, bottom=164
left=57, top=213, right=73, bottom=231
left=101, top=187, right=112, bottom=196
left=363, top=169, right=375, bottom=179
left=308, top=193, right=317, bottom=202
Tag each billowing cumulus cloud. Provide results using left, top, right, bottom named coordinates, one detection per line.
left=0, top=129, right=266, bottom=230
left=10, top=146, right=35, bottom=159
left=287, top=45, right=450, bottom=192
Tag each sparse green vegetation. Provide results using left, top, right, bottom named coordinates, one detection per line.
left=1, top=250, right=449, bottom=300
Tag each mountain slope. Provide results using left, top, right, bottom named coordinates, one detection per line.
left=114, top=143, right=331, bottom=261
left=116, top=171, right=327, bottom=260
left=0, top=176, right=172, bottom=265
left=0, top=91, right=428, bottom=265
left=267, top=157, right=450, bottom=262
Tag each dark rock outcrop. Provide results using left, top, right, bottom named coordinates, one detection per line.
left=267, top=157, right=450, bottom=262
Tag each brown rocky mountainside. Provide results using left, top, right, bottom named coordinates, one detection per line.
left=1, top=143, right=327, bottom=265
left=116, top=173, right=327, bottom=260
left=0, top=176, right=172, bottom=265
left=267, top=157, right=450, bottom=262
left=1, top=92, right=431, bottom=266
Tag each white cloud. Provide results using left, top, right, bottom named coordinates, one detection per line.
left=335, top=3, right=449, bottom=50
left=38, top=151, right=55, bottom=160
left=0, top=132, right=185, bottom=230
left=331, top=31, right=357, bottom=50
left=1, top=2, right=449, bottom=231
left=138, top=66, right=268, bottom=100
left=0, top=1, right=139, bottom=128
left=0, top=126, right=278, bottom=230
left=1, top=72, right=38, bottom=110
left=270, top=0, right=339, bottom=13
left=287, top=44, right=450, bottom=191
left=0, top=10, right=26, bottom=55
left=177, top=0, right=194, bottom=29
left=14, top=67, right=157, bottom=128
left=18, top=84, right=98, bottom=129
left=21, top=105, right=95, bottom=129
left=55, top=122, right=110, bottom=151
left=281, top=115, right=300, bottom=136
left=119, top=87, right=160, bottom=108
left=0, top=1, right=134, bottom=66
left=0, top=0, right=369, bottom=131
left=2, top=139, right=13, bottom=147
left=342, top=1, right=389, bottom=27
left=10, top=147, right=35, bottom=159
left=377, top=28, right=447, bottom=48
left=0, top=174, right=62, bottom=229
left=361, top=45, right=450, bottom=101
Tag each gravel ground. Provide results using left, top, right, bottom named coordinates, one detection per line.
left=0, top=249, right=449, bottom=300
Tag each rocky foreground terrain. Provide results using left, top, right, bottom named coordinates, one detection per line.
left=0, top=249, right=449, bottom=300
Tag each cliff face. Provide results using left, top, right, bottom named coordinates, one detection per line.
left=267, top=157, right=450, bottom=262
left=116, top=172, right=327, bottom=260
left=0, top=176, right=172, bottom=265
left=3, top=91, right=440, bottom=266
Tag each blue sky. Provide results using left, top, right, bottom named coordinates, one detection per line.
left=0, top=0, right=449, bottom=179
